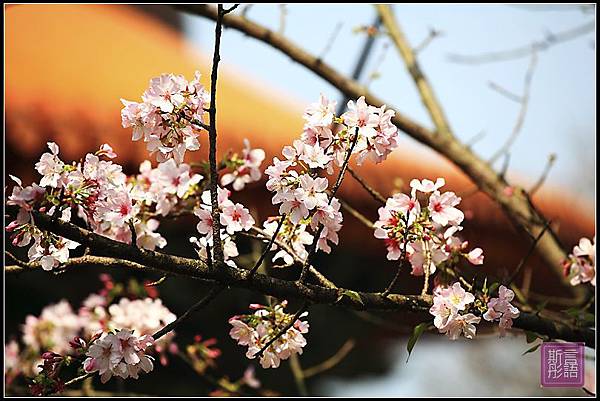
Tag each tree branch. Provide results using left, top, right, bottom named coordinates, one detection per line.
left=376, top=4, right=453, bottom=138
left=447, top=20, right=594, bottom=64
left=5, top=214, right=593, bottom=349
left=152, top=285, right=223, bottom=339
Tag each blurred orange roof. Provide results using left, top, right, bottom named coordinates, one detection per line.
left=5, top=4, right=304, bottom=162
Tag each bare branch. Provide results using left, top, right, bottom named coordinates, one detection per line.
left=447, top=20, right=594, bottom=64
left=505, top=220, right=552, bottom=286
left=152, top=286, right=223, bottom=339
left=489, top=51, right=538, bottom=164
left=246, top=216, right=285, bottom=278
left=318, top=21, right=344, bottom=60
left=529, top=153, right=557, bottom=195
left=413, top=27, right=443, bottom=55
left=347, top=166, right=387, bottom=204
left=302, top=339, right=356, bottom=378
left=376, top=4, right=453, bottom=139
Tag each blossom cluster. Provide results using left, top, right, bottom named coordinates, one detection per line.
left=83, top=329, right=155, bottom=383
left=221, top=139, right=266, bottom=191
left=482, top=285, right=520, bottom=336
left=263, top=94, right=396, bottom=263
left=5, top=276, right=176, bottom=383
left=564, top=237, right=596, bottom=286
left=429, top=282, right=481, bottom=340
left=191, top=186, right=255, bottom=267
left=6, top=143, right=189, bottom=270
left=121, top=71, right=210, bottom=164
left=374, top=178, right=484, bottom=277
left=229, top=301, right=309, bottom=369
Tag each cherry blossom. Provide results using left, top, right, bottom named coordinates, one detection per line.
left=221, top=139, right=265, bottom=191
left=84, top=330, right=155, bottom=383
left=565, top=236, right=596, bottom=286
left=428, top=191, right=464, bottom=227
left=220, top=203, right=255, bottom=235
left=229, top=302, right=309, bottom=369
left=466, top=248, right=484, bottom=265
left=303, top=93, right=337, bottom=128
left=429, top=283, right=479, bottom=340
left=35, top=142, right=65, bottom=188
left=374, top=178, right=482, bottom=281
left=410, top=178, right=445, bottom=197
left=483, top=285, right=520, bottom=337
left=121, top=71, right=209, bottom=164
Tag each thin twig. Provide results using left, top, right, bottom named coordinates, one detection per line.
left=289, top=354, right=308, bottom=396
left=299, top=128, right=359, bottom=282
left=488, top=81, right=523, bottom=103
left=338, top=198, right=374, bottom=229
left=302, top=339, right=356, bottom=378
left=278, top=4, right=287, bottom=35
left=489, top=51, right=538, bottom=164
left=318, top=21, right=344, bottom=60
left=447, top=21, right=594, bottom=64
left=152, top=286, right=223, bottom=339
left=253, top=302, right=308, bottom=359
left=247, top=227, right=337, bottom=289
left=365, top=41, right=390, bottom=88
left=383, top=214, right=410, bottom=297
left=127, top=219, right=137, bottom=248
left=505, top=220, right=552, bottom=286
left=246, top=216, right=285, bottom=278
left=206, top=3, right=237, bottom=264
left=63, top=373, right=92, bottom=388
left=413, top=28, right=442, bottom=55
left=347, top=166, right=387, bottom=204
left=529, top=153, right=557, bottom=195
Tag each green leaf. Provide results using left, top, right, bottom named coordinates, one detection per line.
left=522, top=343, right=542, bottom=356
left=488, top=282, right=500, bottom=295
left=336, top=290, right=363, bottom=305
left=406, top=323, right=430, bottom=363
left=525, top=331, right=540, bottom=344
left=535, top=300, right=549, bottom=314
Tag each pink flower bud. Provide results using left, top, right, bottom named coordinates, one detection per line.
left=168, top=343, right=179, bottom=354
left=5, top=220, right=19, bottom=232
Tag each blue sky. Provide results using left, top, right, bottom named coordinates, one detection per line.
left=182, top=4, right=595, bottom=202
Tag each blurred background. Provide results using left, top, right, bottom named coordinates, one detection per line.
left=4, top=4, right=596, bottom=396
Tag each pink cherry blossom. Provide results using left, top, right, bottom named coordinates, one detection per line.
left=466, top=248, right=484, bottom=265
left=303, top=93, right=336, bottom=128
left=483, top=285, right=520, bottom=337
left=410, top=178, right=445, bottom=197
left=220, top=203, right=255, bottom=235
left=428, top=191, right=464, bottom=226
left=221, top=139, right=265, bottom=191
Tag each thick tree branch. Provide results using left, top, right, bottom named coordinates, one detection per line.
left=175, top=4, right=573, bottom=291
left=5, top=207, right=594, bottom=347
